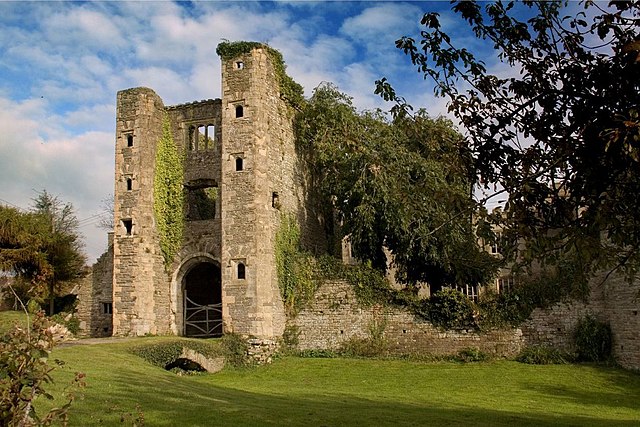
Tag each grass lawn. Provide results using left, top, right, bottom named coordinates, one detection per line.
left=32, top=337, right=640, bottom=427
left=0, top=309, right=30, bottom=333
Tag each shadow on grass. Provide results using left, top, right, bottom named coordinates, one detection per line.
left=66, top=363, right=639, bottom=427
left=527, top=365, right=640, bottom=413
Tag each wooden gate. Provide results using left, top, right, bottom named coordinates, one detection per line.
left=184, top=294, right=223, bottom=338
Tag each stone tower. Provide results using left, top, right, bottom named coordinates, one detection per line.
left=106, top=44, right=305, bottom=339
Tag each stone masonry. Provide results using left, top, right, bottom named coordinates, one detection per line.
left=78, top=45, right=317, bottom=340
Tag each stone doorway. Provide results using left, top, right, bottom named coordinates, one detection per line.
left=183, top=262, right=222, bottom=337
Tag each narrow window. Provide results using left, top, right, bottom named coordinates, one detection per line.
left=235, top=105, right=244, bottom=118
left=271, top=192, right=280, bottom=209
left=491, top=232, right=502, bottom=254
left=126, top=178, right=132, bottom=191
left=102, top=302, right=113, bottom=315
left=122, top=219, right=133, bottom=236
left=206, top=125, right=215, bottom=148
left=197, top=125, right=206, bottom=150
left=126, top=134, right=134, bottom=147
left=235, top=157, right=243, bottom=171
left=188, top=126, right=196, bottom=151
left=237, top=263, right=246, bottom=280
left=235, top=61, right=244, bottom=69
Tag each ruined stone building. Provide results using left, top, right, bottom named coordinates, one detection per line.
left=75, top=44, right=639, bottom=371
left=77, top=45, right=323, bottom=340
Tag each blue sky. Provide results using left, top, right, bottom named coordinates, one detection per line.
left=0, top=0, right=506, bottom=262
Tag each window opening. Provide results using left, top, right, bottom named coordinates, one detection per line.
left=271, top=192, right=280, bottom=209
left=188, top=126, right=196, bottom=151
left=491, top=233, right=502, bottom=254
left=236, top=61, right=244, bottom=69
left=235, top=105, right=244, bottom=118
left=102, top=302, right=113, bottom=315
left=197, top=125, right=206, bottom=150
left=497, top=276, right=515, bottom=294
left=126, top=134, right=133, bottom=147
left=126, top=178, right=132, bottom=191
left=235, top=157, right=244, bottom=171
left=452, top=284, right=478, bottom=302
left=237, top=263, right=246, bottom=280
left=185, top=186, right=217, bottom=221
left=206, top=125, right=215, bottom=148
left=122, top=219, right=133, bottom=236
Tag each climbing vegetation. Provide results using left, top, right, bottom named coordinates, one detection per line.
left=296, top=83, right=499, bottom=292
left=154, top=113, right=184, bottom=268
left=275, top=214, right=396, bottom=316
left=216, top=41, right=304, bottom=110
left=275, top=214, right=316, bottom=317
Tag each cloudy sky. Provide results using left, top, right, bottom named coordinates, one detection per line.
left=0, top=0, right=503, bottom=262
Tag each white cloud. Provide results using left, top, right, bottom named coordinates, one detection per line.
left=0, top=0, right=474, bottom=262
left=0, top=96, right=113, bottom=261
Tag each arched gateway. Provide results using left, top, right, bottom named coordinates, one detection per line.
left=180, top=260, right=222, bottom=337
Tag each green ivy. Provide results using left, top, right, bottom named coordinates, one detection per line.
left=216, top=41, right=304, bottom=110
left=153, top=113, right=184, bottom=268
left=275, top=214, right=317, bottom=316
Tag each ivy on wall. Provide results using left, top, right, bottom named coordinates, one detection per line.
left=216, top=41, right=304, bottom=110
left=275, top=213, right=316, bottom=317
left=154, top=113, right=184, bottom=268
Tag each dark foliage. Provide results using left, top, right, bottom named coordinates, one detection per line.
left=384, top=0, right=640, bottom=287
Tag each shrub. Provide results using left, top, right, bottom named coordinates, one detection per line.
left=220, top=333, right=251, bottom=368
left=476, top=289, right=529, bottom=329
left=296, top=349, right=338, bottom=358
left=456, top=348, right=490, bottom=362
left=516, top=346, right=572, bottom=365
left=339, top=337, right=387, bottom=358
left=281, top=324, right=300, bottom=349
left=49, top=312, right=80, bottom=335
left=428, top=288, right=476, bottom=329
left=0, top=311, right=84, bottom=426
left=574, top=315, right=612, bottom=362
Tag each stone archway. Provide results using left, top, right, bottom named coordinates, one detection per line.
left=183, top=262, right=222, bottom=337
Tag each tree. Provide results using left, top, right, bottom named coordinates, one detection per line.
left=0, top=192, right=86, bottom=313
left=296, top=83, right=499, bottom=292
left=0, top=206, right=51, bottom=303
left=383, top=0, right=640, bottom=290
left=97, top=194, right=114, bottom=231
left=31, top=191, right=86, bottom=314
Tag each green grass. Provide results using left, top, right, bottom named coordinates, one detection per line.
left=0, top=309, right=30, bottom=333
left=34, top=339, right=640, bottom=427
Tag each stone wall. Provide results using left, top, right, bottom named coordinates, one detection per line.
left=290, top=281, right=525, bottom=357
left=521, top=272, right=640, bottom=370
left=112, top=87, right=171, bottom=336
left=604, top=274, right=640, bottom=370
left=76, top=234, right=114, bottom=337
left=220, top=48, right=294, bottom=339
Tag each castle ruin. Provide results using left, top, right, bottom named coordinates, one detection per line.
left=78, top=45, right=323, bottom=340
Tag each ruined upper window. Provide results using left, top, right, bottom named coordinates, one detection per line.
left=126, top=134, right=134, bottom=147
left=126, top=178, right=132, bottom=191
left=122, top=219, right=133, bottom=236
left=235, top=105, right=244, bottom=118
left=188, top=124, right=215, bottom=151
left=235, top=61, right=244, bottom=69
left=237, top=263, right=246, bottom=280
left=185, top=185, right=217, bottom=221
left=235, top=157, right=244, bottom=171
